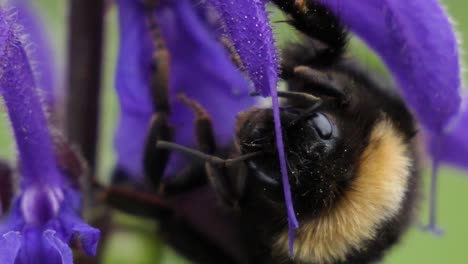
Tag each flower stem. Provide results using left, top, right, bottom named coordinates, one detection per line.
left=66, top=0, right=104, bottom=175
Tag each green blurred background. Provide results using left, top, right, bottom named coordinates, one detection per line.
left=1, top=1, right=468, bottom=263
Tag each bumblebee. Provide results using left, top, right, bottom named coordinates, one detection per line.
left=104, top=0, right=420, bottom=263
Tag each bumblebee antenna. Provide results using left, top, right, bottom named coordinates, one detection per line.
left=293, top=65, right=344, bottom=99
left=156, top=141, right=261, bottom=167
left=278, top=91, right=322, bottom=105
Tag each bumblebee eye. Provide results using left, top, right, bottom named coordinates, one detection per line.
left=308, top=112, right=333, bottom=139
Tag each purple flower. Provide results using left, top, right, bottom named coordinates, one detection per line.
left=14, top=0, right=58, bottom=110
left=153, top=0, right=257, bottom=176
left=423, top=95, right=468, bottom=233
left=0, top=7, right=99, bottom=264
left=205, top=0, right=298, bottom=250
left=432, top=96, right=468, bottom=169
left=114, top=0, right=256, bottom=179
left=207, top=0, right=278, bottom=96
left=114, top=0, right=155, bottom=180
left=0, top=0, right=56, bottom=217
left=319, top=0, right=462, bottom=133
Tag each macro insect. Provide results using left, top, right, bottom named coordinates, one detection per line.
left=102, top=0, right=421, bottom=263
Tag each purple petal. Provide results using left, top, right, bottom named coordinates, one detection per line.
left=207, top=0, right=279, bottom=96
left=57, top=205, right=100, bottom=256
left=0, top=8, right=60, bottom=185
left=421, top=100, right=468, bottom=234
left=15, top=227, right=63, bottom=264
left=0, top=201, right=25, bottom=234
left=0, top=196, right=100, bottom=262
left=114, top=0, right=154, bottom=178
left=0, top=7, right=100, bottom=262
left=319, top=0, right=461, bottom=132
left=431, top=97, right=468, bottom=168
left=0, top=231, right=21, bottom=264
left=14, top=0, right=57, bottom=108
left=43, top=230, right=73, bottom=264
left=204, top=0, right=297, bottom=246
left=154, top=0, right=256, bottom=175
left=71, top=224, right=100, bottom=256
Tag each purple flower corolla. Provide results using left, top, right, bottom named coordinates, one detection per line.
left=153, top=0, right=257, bottom=177
left=207, top=0, right=278, bottom=96
left=0, top=8, right=99, bottom=264
left=432, top=96, right=468, bottom=169
left=316, top=0, right=463, bottom=233
left=0, top=0, right=56, bottom=216
left=423, top=95, right=468, bottom=233
left=318, top=0, right=461, bottom=133
left=205, top=0, right=297, bottom=251
left=114, top=0, right=155, bottom=180
left=13, top=0, right=58, bottom=109
left=114, top=0, right=257, bottom=179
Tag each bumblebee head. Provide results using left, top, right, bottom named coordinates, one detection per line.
left=237, top=109, right=348, bottom=216
left=236, top=68, right=411, bottom=218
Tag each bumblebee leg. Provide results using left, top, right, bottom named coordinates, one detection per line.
left=156, top=140, right=259, bottom=207
left=220, top=37, right=245, bottom=71
left=273, top=0, right=348, bottom=86
left=178, top=94, right=217, bottom=154
left=204, top=160, right=248, bottom=207
left=177, top=94, right=244, bottom=205
left=292, top=65, right=344, bottom=99
left=272, top=0, right=347, bottom=55
left=144, top=94, right=216, bottom=196
left=142, top=12, right=174, bottom=188
left=146, top=9, right=170, bottom=113
left=143, top=113, right=173, bottom=189
left=95, top=181, right=172, bottom=219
